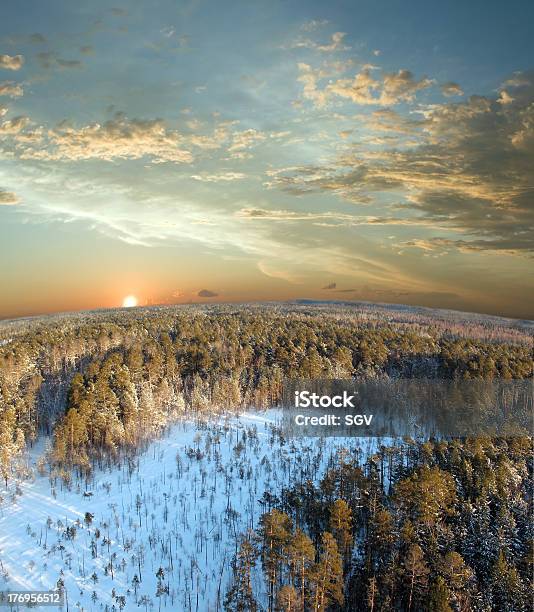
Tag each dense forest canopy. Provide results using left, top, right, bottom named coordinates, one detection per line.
left=0, top=303, right=532, bottom=473
left=227, top=433, right=533, bottom=611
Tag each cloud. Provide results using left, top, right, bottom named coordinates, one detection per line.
left=80, top=46, right=94, bottom=55
left=197, top=289, right=218, bottom=298
left=57, top=58, right=83, bottom=69
left=397, top=237, right=524, bottom=256
left=326, top=68, right=433, bottom=107
left=297, top=63, right=433, bottom=108
left=363, top=108, right=424, bottom=135
left=333, top=286, right=460, bottom=302
left=160, top=26, right=176, bottom=38
left=317, top=32, right=349, bottom=52
left=273, top=71, right=534, bottom=254
left=1, top=111, right=273, bottom=166
left=236, top=207, right=424, bottom=227
left=300, top=20, right=329, bottom=32
left=288, top=30, right=349, bottom=53
left=296, top=60, right=354, bottom=108
left=297, top=63, right=331, bottom=108
left=441, top=81, right=464, bottom=97
left=398, top=238, right=445, bottom=252
left=5, top=157, right=459, bottom=306
left=0, top=105, right=7, bottom=117
left=228, top=129, right=266, bottom=158
left=0, top=54, right=24, bottom=71
left=257, top=260, right=306, bottom=283
left=322, top=282, right=336, bottom=289
left=264, top=164, right=402, bottom=204
left=191, top=172, right=246, bottom=182
left=0, top=116, right=29, bottom=134
left=326, top=68, right=380, bottom=105
left=237, top=207, right=345, bottom=221
left=0, top=188, right=20, bottom=205
left=0, top=82, right=23, bottom=98
left=37, top=52, right=82, bottom=70
left=13, top=115, right=194, bottom=163
left=379, top=70, right=434, bottom=104
left=297, top=60, right=352, bottom=108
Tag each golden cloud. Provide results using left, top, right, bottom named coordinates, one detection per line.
left=0, top=188, right=20, bottom=205
left=0, top=54, right=24, bottom=71
left=0, top=82, right=24, bottom=98
left=272, top=71, right=534, bottom=254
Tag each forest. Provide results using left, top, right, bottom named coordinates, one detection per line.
left=0, top=302, right=532, bottom=611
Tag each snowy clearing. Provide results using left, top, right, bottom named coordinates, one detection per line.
left=0, top=411, right=388, bottom=611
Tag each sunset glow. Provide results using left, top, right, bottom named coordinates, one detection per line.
left=0, top=0, right=532, bottom=319
left=122, top=295, right=138, bottom=308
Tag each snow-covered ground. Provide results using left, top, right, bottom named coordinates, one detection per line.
left=0, top=411, right=388, bottom=611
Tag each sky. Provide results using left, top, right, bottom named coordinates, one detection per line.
left=1, top=0, right=533, bottom=320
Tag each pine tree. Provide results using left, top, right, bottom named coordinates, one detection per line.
left=428, top=576, right=452, bottom=612
left=288, top=529, right=315, bottom=611
left=436, top=551, right=473, bottom=610
left=53, top=407, right=89, bottom=471
left=329, top=499, right=353, bottom=566
left=366, top=576, right=378, bottom=612
left=0, top=406, right=25, bottom=486
left=277, top=585, right=298, bottom=612
left=132, top=574, right=140, bottom=599
left=402, top=544, right=429, bottom=611
left=259, top=510, right=292, bottom=612
left=224, top=533, right=258, bottom=612
left=309, top=532, right=343, bottom=612
left=491, top=549, right=526, bottom=610
left=395, top=466, right=456, bottom=530
left=369, top=508, right=394, bottom=564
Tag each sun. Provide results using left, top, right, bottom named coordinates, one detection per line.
left=122, top=295, right=138, bottom=308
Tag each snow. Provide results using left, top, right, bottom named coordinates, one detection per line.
left=0, top=410, right=389, bottom=611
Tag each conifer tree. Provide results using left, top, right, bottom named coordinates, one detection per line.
left=366, top=576, right=378, bottom=612
left=402, top=543, right=429, bottom=611
left=0, top=406, right=25, bottom=486
left=491, top=549, right=526, bottom=611
left=329, top=499, right=353, bottom=566
left=224, top=533, right=258, bottom=612
left=53, top=407, right=89, bottom=471
left=436, top=551, right=473, bottom=610
left=428, top=576, right=452, bottom=612
left=277, top=585, right=298, bottom=612
left=259, top=510, right=292, bottom=612
left=288, top=529, right=315, bottom=611
left=309, top=532, right=343, bottom=612
left=368, top=507, right=394, bottom=567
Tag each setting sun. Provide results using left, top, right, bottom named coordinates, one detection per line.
left=122, top=295, right=138, bottom=308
